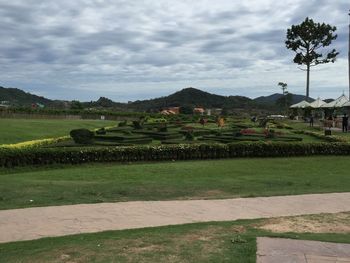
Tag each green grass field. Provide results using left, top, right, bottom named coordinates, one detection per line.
left=1, top=214, right=349, bottom=263
left=1, top=156, right=349, bottom=210
left=0, top=118, right=116, bottom=144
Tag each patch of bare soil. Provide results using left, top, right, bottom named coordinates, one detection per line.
left=258, top=212, right=350, bottom=233
left=116, top=226, right=227, bottom=262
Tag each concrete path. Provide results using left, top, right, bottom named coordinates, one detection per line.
left=1, top=192, right=350, bottom=244
left=257, top=237, right=350, bottom=263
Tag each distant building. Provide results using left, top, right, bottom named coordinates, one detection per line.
left=206, top=108, right=222, bottom=116
left=168, top=107, right=180, bottom=114
left=0, top=101, right=10, bottom=108
left=31, top=103, right=45, bottom=109
left=160, top=107, right=180, bottom=115
left=161, top=110, right=176, bottom=115
left=193, top=107, right=205, bottom=115
left=213, top=108, right=223, bottom=115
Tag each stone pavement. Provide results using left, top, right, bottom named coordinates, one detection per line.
left=257, top=237, right=350, bottom=263
left=1, top=192, right=350, bottom=243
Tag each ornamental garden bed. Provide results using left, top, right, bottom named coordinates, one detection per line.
left=44, top=119, right=334, bottom=148
left=1, top=118, right=348, bottom=167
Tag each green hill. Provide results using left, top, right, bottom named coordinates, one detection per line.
left=1, top=85, right=308, bottom=112
left=129, top=87, right=256, bottom=111
left=0, top=86, right=52, bottom=106
left=254, top=93, right=313, bottom=105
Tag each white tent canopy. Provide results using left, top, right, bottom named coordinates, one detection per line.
left=290, top=100, right=311, bottom=109
left=321, top=94, right=349, bottom=108
left=309, top=98, right=326, bottom=108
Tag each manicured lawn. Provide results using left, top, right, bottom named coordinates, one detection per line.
left=0, top=118, right=116, bottom=144
left=1, top=156, right=349, bottom=210
left=0, top=214, right=349, bottom=263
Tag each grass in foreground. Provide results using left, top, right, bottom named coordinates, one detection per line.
left=0, top=118, right=116, bottom=144
left=0, top=213, right=349, bottom=263
left=0, top=156, right=349, bottom=210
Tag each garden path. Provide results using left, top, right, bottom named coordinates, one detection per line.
left=1, top=192, right=350, bottom=243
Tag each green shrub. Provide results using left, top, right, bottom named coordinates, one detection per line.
left=94, top=134, right=151, bottom=142
left=95, top=128, right=106, bottom=135
left=132, top=121, right=143, bottom=129
left=132, top=130, right=183, bottom=140
left=2, top=142, right=350, bottom=168
left=265, top=129, right=276, bottom=139
left=118, top=120, right=127, bottom=127
left=145, top=117, right=167, bottom=124
left=157, top=124, right=168, bottom=132
left=185, top=131, right=195, bottom=141
left=70, top=129, right=94, bottom=144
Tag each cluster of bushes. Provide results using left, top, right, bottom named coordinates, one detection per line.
left=70, top=129, right=95, bottom=144
left=94, top=134, right=152, bottom=145
left=69, top=127, right=153, bottom=146
left=2, top=142, right=350, bottom=167
left=132, top=130, right=183, bottom=140
left=267, top=120, right=293, bottom=130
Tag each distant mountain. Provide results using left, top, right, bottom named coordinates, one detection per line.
left=254, top=93, right=313, bottom=105
left=129, top=87, right=256, bottom=111
left=0, top=85, right=315, bottom=112
left=0, top=86, right=52, bottom=106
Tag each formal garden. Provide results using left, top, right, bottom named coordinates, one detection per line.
left=51, top=116, right=344, bottom=147
left=1, top=115, right=350, bottom=168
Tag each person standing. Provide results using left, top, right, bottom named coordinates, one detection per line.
left=309, top=115, right=314, bottom=127
left=342, top=114, right=349, bottom=132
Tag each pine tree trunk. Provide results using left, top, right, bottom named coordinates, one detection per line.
left=306, top=63, right=310, bottom=101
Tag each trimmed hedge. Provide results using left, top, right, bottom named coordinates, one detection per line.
left=70, top=129, right=95, bottom=144
left=199, top=134, right=302, bottom=143
left=1, top=142, right=350, bottom=168
left=133, top=130, right=183, bottom=140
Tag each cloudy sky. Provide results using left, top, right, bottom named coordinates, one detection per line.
left=0, top=0, right=349, bottom=101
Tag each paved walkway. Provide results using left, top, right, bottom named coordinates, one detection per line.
left=1, top=192, right=350, bottom=243
left=257, top=237, right=350, bottom=263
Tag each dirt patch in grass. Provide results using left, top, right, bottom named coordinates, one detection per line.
left=258, top=212, right=350, bottom=234
left=121, top=225, right=234, bottom=262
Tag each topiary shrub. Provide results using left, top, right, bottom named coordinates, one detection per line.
left=95, top=128, right=106, bottom=135
left=264, top=129, right=276, bottom=139
left=132, top=121, right=143, bottom=130
left=70, top=129, right=94, bottom=144
left=118, top=120, right=127, bottom=127
left=185, top=130, right=195, bottom=141
left=157, top=124, right=168, bottom=132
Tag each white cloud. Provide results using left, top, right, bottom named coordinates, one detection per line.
left=0, top=0, right=349, bottom=101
